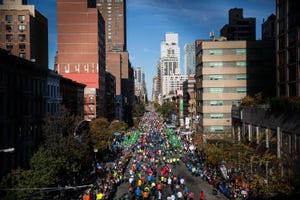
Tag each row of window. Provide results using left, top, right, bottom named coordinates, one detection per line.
left=6, top=43, right=26, bottom=50
left=198, top=100, right=241, bottom=106
left=205, top=87, right=247, bottom=93
left=200, top=61, right=246, bottom=68
left=5, top=15, right=26, bottom=22
left=199, top=74, right=247, bottom=80
left=197, top=48, right=247, bottom=57
left=6, top=24, right=26, bottom=31
left=6, top=34, right=26, bottom=41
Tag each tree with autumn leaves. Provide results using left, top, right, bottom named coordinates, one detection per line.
left=203, top=139, right=298, bottom=199
left=89, top=118, right=127, bottom=153
left=0, top=107, right=128, bottom=199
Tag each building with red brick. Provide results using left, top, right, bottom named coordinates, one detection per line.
left=54, top=0, right=106, bottom=120
left=97, top=0, right=134, bottom=123
left=0, top=0, right=48, bottom=68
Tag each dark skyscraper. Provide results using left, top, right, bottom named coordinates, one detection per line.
left=276, top=0, right=300, bottom=97
left=220, top=8, right=256, bottom=41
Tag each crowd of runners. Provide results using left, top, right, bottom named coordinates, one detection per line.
left=81, top=110, right=251, bottom=200
left=122, top=112, right=202, bottom=200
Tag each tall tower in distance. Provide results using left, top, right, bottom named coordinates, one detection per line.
left=0, top=0, right=48, bottom=68
left=184, top=43, right=195, bottom=75
left=55, top=0, right=106, bottom=120
left=220, top=8, right=256, bottom=41
left=160, top=32, right=180, bottom=75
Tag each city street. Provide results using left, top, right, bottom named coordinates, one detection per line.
left=110, top=109, right=228, bottom=200
left=114, top=159, right=227, bottom=200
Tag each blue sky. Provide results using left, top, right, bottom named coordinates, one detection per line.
left=28, top=0, right=275, bottom=100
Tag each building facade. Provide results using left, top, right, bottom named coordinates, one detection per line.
left=134, top=66, right=147, bottom=102
left=195, top=39, right=275, bottom=140
left=60, top=77, right=85, bottom=118
left=96, top=0, right=126, bottom=52
left=262, top=14, right=276, bottom=40
left=162, top=75, right=188, bottom=100
left=220, top=8, right=256, bottom=41
left=54, top=0, right=106, bottom=120
left=0, top=0, right=48, bottom=68
left=97, top=0, right=134, bottom=123
left=105, top=71, right=116, bottom=122
left=157, top=33, right=182, bottom=102
left=0, top=49, right=48, bottom=178
left=183, top=75, right=196, bottom=130
left=184, top=43, right=195, bottom=75
left=47, top=70, right=62, bottom=117
left=276, top=0, right=300, bottom=97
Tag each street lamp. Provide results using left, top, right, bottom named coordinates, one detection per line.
left=93, top=148, right=98, bottom=161
left=0, top=148, right=15, bottom=153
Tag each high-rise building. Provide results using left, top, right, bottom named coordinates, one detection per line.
left=262, top=14, right=276, bottom=40
left=276, top=0, right=300, bottom=97
left=157, top=33, right=184, bottom=102
left=160, top=32, right=180, bottom=75
left=152, top=75, right=159, bottom=102
left=134, top=66, right=147, bottom=102
left=54, top=0, right=106, bottom=120
left=195, top=39, right=275, bottom=140
left=0, top=0, right=48, bottom=68
left=220, top=8, right=256, bottom=41
left=97, top=0, right=126, bottom=52
left=97, top=0, right=134, bottom=123
left=184, top=43, right=195, bottom=75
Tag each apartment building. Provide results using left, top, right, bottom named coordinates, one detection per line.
left=0, top=0, right=48, bottom=68
left=195, top=39, right=275, bottom=140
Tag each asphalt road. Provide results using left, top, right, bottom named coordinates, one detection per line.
left=113, top=158, right=228, bottom=200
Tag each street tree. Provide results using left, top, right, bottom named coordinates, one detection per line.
left=89, top=117, right=113, bottom=153
left=160, top=101, right=176, bottom=120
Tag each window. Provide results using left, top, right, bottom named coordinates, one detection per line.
left=19, top=44, right=26, bottom=50
left=210, top=126, right=224, bottom=132
left=209, top=49, right=223, bottom=55
left=6, top=44, right=13, bottom=49
left=6, top=15, right=13, bottom=21
left=19, top=53, right=26, bottom=58
left=236, top=87, right=246, bottom=93
left=19, top=25, right=26, bottom=31
left=19, top=34, right=26, bottom=41
left=209, top=75, right=223, bottom=80
left=209, top=88, right=224, bottom=93
left=236, top=74, right=246, bottom=80
left=6, top=34, right=13, bottom=41
left=18, top=15, right=25, bottom=21
left=209, top=62, right=223, bottom=68
left=236, top=61, right=246, bottom=67
left=236, top=49, right=246, bottom=55
left=210, top=113, right=224, bottom=119
left=6, top=25, right=13, bottom=31
left=210, top=100, right=223, bottom=106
